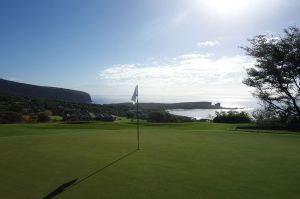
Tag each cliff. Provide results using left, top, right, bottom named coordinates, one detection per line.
left=0, top=79, right=91, bottom=103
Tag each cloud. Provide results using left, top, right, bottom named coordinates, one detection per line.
left=197, top=40, right=220, bottom=47
left=98, top=53, right=254, bottom=100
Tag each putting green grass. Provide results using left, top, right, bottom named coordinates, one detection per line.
left=0, top=121, right=300, bottom=199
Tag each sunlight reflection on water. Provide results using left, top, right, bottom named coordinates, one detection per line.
left=167, top=108, right=254, bottom=120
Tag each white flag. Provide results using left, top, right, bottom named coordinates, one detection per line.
left=131, top=85, right=138, bottom=103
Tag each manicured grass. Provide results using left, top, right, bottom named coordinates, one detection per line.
left=0, top=121, right=300, bottom=198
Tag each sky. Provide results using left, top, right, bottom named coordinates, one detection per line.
left=1, top=0, right=300, bottom=105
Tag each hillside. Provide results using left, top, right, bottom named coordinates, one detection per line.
left=0, top=79, right=91, bottom=103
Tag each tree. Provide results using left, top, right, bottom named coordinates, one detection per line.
left=242, top=26, right=300, bottom=122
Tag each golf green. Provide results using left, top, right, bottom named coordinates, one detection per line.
left=0, top=121, right=300, bottom=199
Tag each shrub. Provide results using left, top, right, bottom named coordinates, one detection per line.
left=37, top=112, right=51, bottom=122
left=148, top=112, right=168, bottom=123
left=252, top=109, right=300, bottom=130
left=147, top=111, right=192, bottom=123
left=9, top=103, right=24, bottom=113
left=252, top=109, right=281, bottom=128
left=29, top=113, right=38, bottom=122
left=126, top=111, right=135, bottom=119
left=0, top=111, right=22, bottom=123
left=213, top=111, right=252, bottom=123
left=44, top=110, right=53, bottom=116
left=21, top=115, right=32, bottom=123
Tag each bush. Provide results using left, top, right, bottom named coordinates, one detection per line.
left=44, top=110, right=53, bottom=116
left=285, top=117, right=300, bottom=130
left=252, top=109, right=281, bottom=128
left=148, top=112, right=167, bottom=122
left=252, top=109, right=300, bottom=130
left=37, top=112, right=51, bottom=122
left=213, top=111, right=252, bottom=123
left=9, top=103, right=24, bottom=113
left=29, top=113, right=38, bottom=122
left=0, top=111, right=22, bottom=123
left=147, top=111, right=192, bottom=123
left=21, top=115, right=32, bottom=123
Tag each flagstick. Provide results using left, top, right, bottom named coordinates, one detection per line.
left=136, top=91, right=140, bottom=150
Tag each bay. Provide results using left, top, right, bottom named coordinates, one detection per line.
left=167, top=108, right=254, bottom=120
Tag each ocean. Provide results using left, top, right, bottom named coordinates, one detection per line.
left=167, top=96, right=260, bottom=120
left=167, top=108, right=254, bottom=120
left=92, top=95, right=261, bottom=119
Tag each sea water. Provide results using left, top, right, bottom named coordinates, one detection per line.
left=167, top=97, right=260, bottom=120
left=167, top=108, right=254, bottom=120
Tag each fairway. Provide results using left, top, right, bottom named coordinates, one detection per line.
left=1, top=121, right=300, bottom=199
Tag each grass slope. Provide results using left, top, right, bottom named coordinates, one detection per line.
left=0, top=121, right=300, bottom=198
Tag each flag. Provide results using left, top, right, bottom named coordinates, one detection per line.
left=131, top=85, right=138, bottom=103
left=131, top=85, right=140, bottom=150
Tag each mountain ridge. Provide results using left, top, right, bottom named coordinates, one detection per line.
left=0, top=79, right=91, bottom=103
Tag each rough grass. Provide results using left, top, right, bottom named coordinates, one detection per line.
left=0, top=121, right=300, bottom=199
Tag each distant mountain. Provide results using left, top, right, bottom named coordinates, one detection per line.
left=0, top=79, right=91, bottom=103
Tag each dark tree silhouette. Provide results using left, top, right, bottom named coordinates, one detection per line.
left=242, top=26, right=300, bottom=121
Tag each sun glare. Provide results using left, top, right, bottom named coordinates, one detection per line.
left=201, top=0, right=254, bottom=17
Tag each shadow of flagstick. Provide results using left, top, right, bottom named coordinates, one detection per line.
left=43, top=179, right=78, bottom=199
left=43, top=149, right=138, bottom=199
